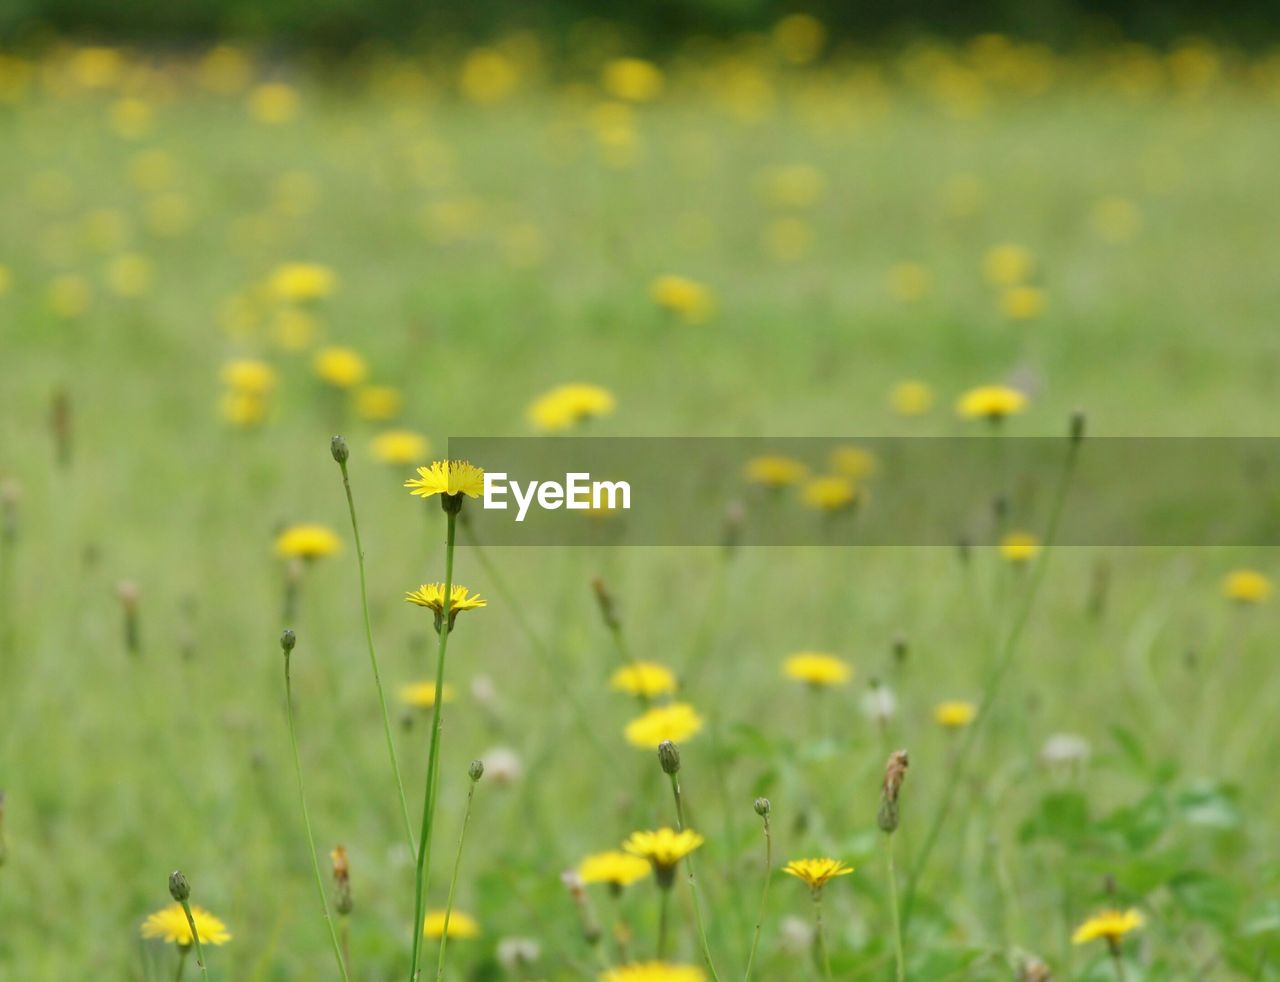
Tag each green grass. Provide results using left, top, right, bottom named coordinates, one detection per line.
left=2, top=43, right=1280, bottom=979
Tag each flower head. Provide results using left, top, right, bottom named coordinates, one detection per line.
left=578, top=850, right=652, bottom=889
left=406, top=583, right=487, bottom=631
left=354, top=384, right=402, bottom=421
left=600, top=964, right=707, bottom=982
left=890, top=380, right=934, bottom=416
left=650, top=274, right=715, bottom=325
left=624, top=703, right=703, bottom=748
left=220, top=359, right=277, bottom=396
left=610, top=661, right=677, bottom=698
left=1223, top=569, right=1271, bottom=604
left=313, top=346, right=368, bottom=388
left=829, top=445, right=878, bottom=480
left=934, top=700, right=978, bottom=729
left=423, top=909, right=480, bottom=939
left=269, top=261, right=335, bottom=302
left=744, top=455, right=808, bottom=488
left=982, top=243, right=1035, bottom=287
left=372, top=430, right=430, bottom=466
left=527, top=383, right=616, bottom=431
left=398, top=681, right=457, bottom=708
left=274, top=523, right=341, bottom=560
left=623, top=828, right=705, bottom=873
left=1071, top=908, right=1144, bottom=945
left=782, top=858, right=854, bottom=894
left=801, top=475, right=857, bottom=512
left=140, top=903, right=232, bottom=946
left=783, top=652, right=852, bottom=687
left=999, top=531, right=1041, bottom=563
left=956, top=385, right=1028, bottom=422
left=405, top=460, right=486, bottom=500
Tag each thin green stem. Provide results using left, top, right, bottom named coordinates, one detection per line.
left=436, top=776, right=479, bottom=980
left=886, top=834, right=905, bottom=982
left=283, top=648, right=352, bottom=982
left=177, top=899, right=209, bottom=981
left=669, top=772, right=721, bottom=981
left=337, top=456, right=416, bottom=854
left=813, top=893, right=832, bottom=982
left=1109, top=940, right=1127, bottom=982
left=658, top=886, right=671, bottom=959
left=409, top=508, right=457, bottom=981
left=743, top=812, right=772, bottom=981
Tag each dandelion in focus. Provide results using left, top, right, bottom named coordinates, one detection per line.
left=405, top=460, right=486, bottom=501
left=783, top=858, right=854, bottom=893
left=406, top=583, right=487, bottom=631
left=622, top=828, right=705, bottom=885
left=140, top=903, right=232, bottom=946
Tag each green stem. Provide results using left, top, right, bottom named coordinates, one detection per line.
left=338, top=457, right=416, bottom=854
left=743, top=812, right=772, bottom=981
left=1109, top=940, right=1127, bottom=982
left=283, top=648, right=352, bottom=982
left=409, top=509, right=457, bottom=981
left=813, top=893, right=832, bottom=982
left=436, top=776, right=479, bottom=980
left=886, top=834, right=905, bottom=982
left=173, top=940, right=190, bottom=982
left=658, top=886, right=671, bottom=959
left=177, top=899, right=209, bottom=981
left=669, top=772, right=721, bottom=981
left=902, top=432, right=1081, bottom=925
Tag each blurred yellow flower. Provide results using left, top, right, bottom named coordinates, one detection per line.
left=129, top=150, right=175, bottom=192
left=459, top=49, right=519, bottom=104
left=398, top=681, right=456, bottom=708
left=198, top=45, right=251, bottom=94
left=219, top=391, right=268, bottom=427
left=624, top=703, right=704, bottom=748
left=600, top=964, right=707, bottom=982
left=888, top=262, right=932, bottom=303
left=527, top=383, right=616, bottom=431
left=423, top=910, right=480, bottom=939
left=313, top=346, right=368, bottom=388
left=772, top=14, right=827, bottom=65
left=999, top=532, right=1041, bottom=563
left=935, top=700, right=978, bottom=728
left=650, top=274, right=715, bottom=325
left=1223, top=569, right=1271, bottom=604
left=140, top=903, right=231, bottom=946
left=764, top=217, right=813, bottom=263
left=372, top=430, right=430, bottom=466
left=354, top=384, right=402, bottom=421
left=578, top=850, right=652, bottom=889
left=271, top=308, right=318, bottom=351
left=603, top=58, right=664, bottom=102
left=890, top=380, right=935, bottom=416
left=801, top=475, right=857, bottom=511
left=145, top=193, right=194, bottom=238
left=221, top=359, right=278, bottom=396
left=1001, top=285, right=1047, bottom=321
left=270, top=262, right=336, bottom=302
left=47, top=274, right=93, bottom=318
left=622, top=828, right=704, bottom=869
left=68, top=46, right=122, bottom=89
left=248, top=82, right=299, bottom=124
left=829, top=445, right=878, bottom=480
left=956, top=385, right=1028, bottom=421
left=405, top=460, right=486, bottom=499
left=782, top=858, right=854, bottom=892
left=275, top=524, right=341, bottom=560
left=610, top=661, right=677, bottom=698
left=744, top=455, right=808, bottom=488
left=108, top=97, right=152, bottom=139
left=760, top=164, right=826, bottom=209
left=982, top=243, right=1035, bottom=287
left=783, top=652, right=852, bottom=687
left=105, top=253, right=153, bottom=298
left=1071, top=908, right=1144, bottom=945
left=1091, top=196, right=1143, bottom=243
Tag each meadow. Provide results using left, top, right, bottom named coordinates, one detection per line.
left=2, top=27, right=1280, bottom=980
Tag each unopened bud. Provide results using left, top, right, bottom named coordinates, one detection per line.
left=330, top=845, right=353, bottom=915
left=591, top=577, right=620, bottom=631
left=657, top=740, right=680, bottom=775
left=468, top=759, right=485, bottom=782
left=877, top=749, right=909, bottom=834
left=280, top=628, right=296, bottom=653
left=330, top=435, right=349, bottom=464
left=754, top=797, right=771, bottom=817
left=168, top=870, right=190, bottom=902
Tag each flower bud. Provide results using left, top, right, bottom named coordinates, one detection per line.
left=468, top=759, right=485, bottom=782
left=280, top=628, right=296, bottom=653
left=877, top=749, right=909, bottom=834
left=168, top=870, right=190, bottom=902
left=330, top=434, right=349, bottom=464
left=754, top=796, right=771, bottom=817
left=657, top=740, right=680, bottom=775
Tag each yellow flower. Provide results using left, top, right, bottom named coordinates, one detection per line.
left=1071, top=908, right=1144, bottom=945
left=999, top=532, right=1041, bottom=563
left=106, top=252, right=153, bottom=297
left=600, top=963, right=707, bottom=982
left=650, top=274, right=715, bottom=325
left=622, top=828, right=705, bottom=871
left=610, top=662, right=677, bottom=698
left=355, top=385, right=402, bottom=421
left=624, top=703, right=704, bottom=748
left=140, top=903, right=232, bottom=946
left=1001, top=285, right=1047, bottom=321
left=109, top=97, right=152, bottom=139
left=220, top=359, right=278, bottom=396
left=274, top=524, right=341, bottom=560
left=269, top=262, right=336, bottom=302
left=458, top=48, right=519, bottom=104
left=398, top=682, right=457, bottom=708
left=405, top=583, right=487, bottom=617
left=783, top=652, right=852, bottom=687
left=956, top=385, right=1028, bottom=422
left=372, top=430, right=430, bottom=466
left=890, top=380, right=934, bottom=416
left=829, top=445, right=878, bottom=480
left=48, top=274, right=93, bottom=318
left=423, top=909, right=480, bottom=939
left=759, top=164, right=826, bottom=209
left=405, top=460, right=486, bottom=500
left=313, top=346, right=368, bottom=388
left=744, top=455, right=808, bottom=488
left=782, top=858, right=855, bottom=893
left=527, top=383, right=617, bottom=431
left=888, top=262, right=932, bottom=303
left=772, top=13, right=826, bottom=65
left=578, top=850, right=653, bottom=889
left=603, top=58, right=664, bottom=102
left=219, top=390, right=268, bottom=428
left=248, top=82, right=299, bottom=124
left=1223, top=569, right=1271, bottom=604
left=801, top=476, right=857, bottom=512
left=982, top=243, right=1035, bottom=287
left=935, top=700, right=978, bottom=729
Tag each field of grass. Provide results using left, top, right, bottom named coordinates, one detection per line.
left=3, top=34, right=1280, bottom=980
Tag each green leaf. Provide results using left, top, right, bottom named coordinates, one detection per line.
left=1170, top=871, right=1240, bottom=928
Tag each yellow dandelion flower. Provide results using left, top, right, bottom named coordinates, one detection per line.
left=274, top=524, right=341, bottom=560
left=624, top=703, right=704, bottom=748
left=1071, top=908, right=1144, bottom=945
left=219, top=390, right=268, bottom=428
left=622, top=828, right=705, bottom=871
left=783, top=652, right=852, bottom=687
left=140, top=903, right=232, bottom=946
left=220, top=359, right=278, bottom=396
left=600, top=963, right=707, bottom=982
left=527, top=383, right=617, bottom=431
left=1001, top=284, right=1047, bottom=321
left=890, top=380, right=935, bottom=416
left=829, top=445, right=878, bottom=480
left=772, top=13, right=826, bottom=65
left=650, top=274, right=715, bottom=325
left=999, top=532, right=1041, bottom=563
left=405, top=583, right=487, bottom=616
left=423, top=909, right=480, bottom=939
left=956, top=385, right=1028, bottom=422
left=578, top=850, right=653, bottom=889
left=782, top=858, right=855, bottom=893
left=801, top=475, right=857, bottom=512
left=603, top=58, right=665, bottom=102
left=610, top=662, right=677, bottom=698
left=1223, top=569, right=1271, bottom=604
left=744, top=455, right=808, bottom=488
left=459, top=48, right=519, bottom=105
left=982, top=243, right=1035, bottom=287
left=105, top=252, right=153, bottom=298
left=398, top=681, right=457, bottom=708
left=372, top=430, right=430, bottom=466
left=271, top=308, right=319, bottom=351
left=248, top=82, right=299, bottom=124
left=269, top=262, right=336, bottom=303
left=108, top=97, right=152, bottom=139
left=405, top=460, right=486, bottom=500
left=355, top=384, right=402, bottom=421
left=935, top=700, right=978, bottom=729
left=48, top=274, right=93, bottom=318
left=313, top=346, right=368, bottom=388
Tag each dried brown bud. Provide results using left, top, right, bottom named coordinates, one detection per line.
left=331, top=845, right=353, bottom=915
left=877, top=749, right=909, bottom=834
left=591, top=577, right=620, bottom=631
